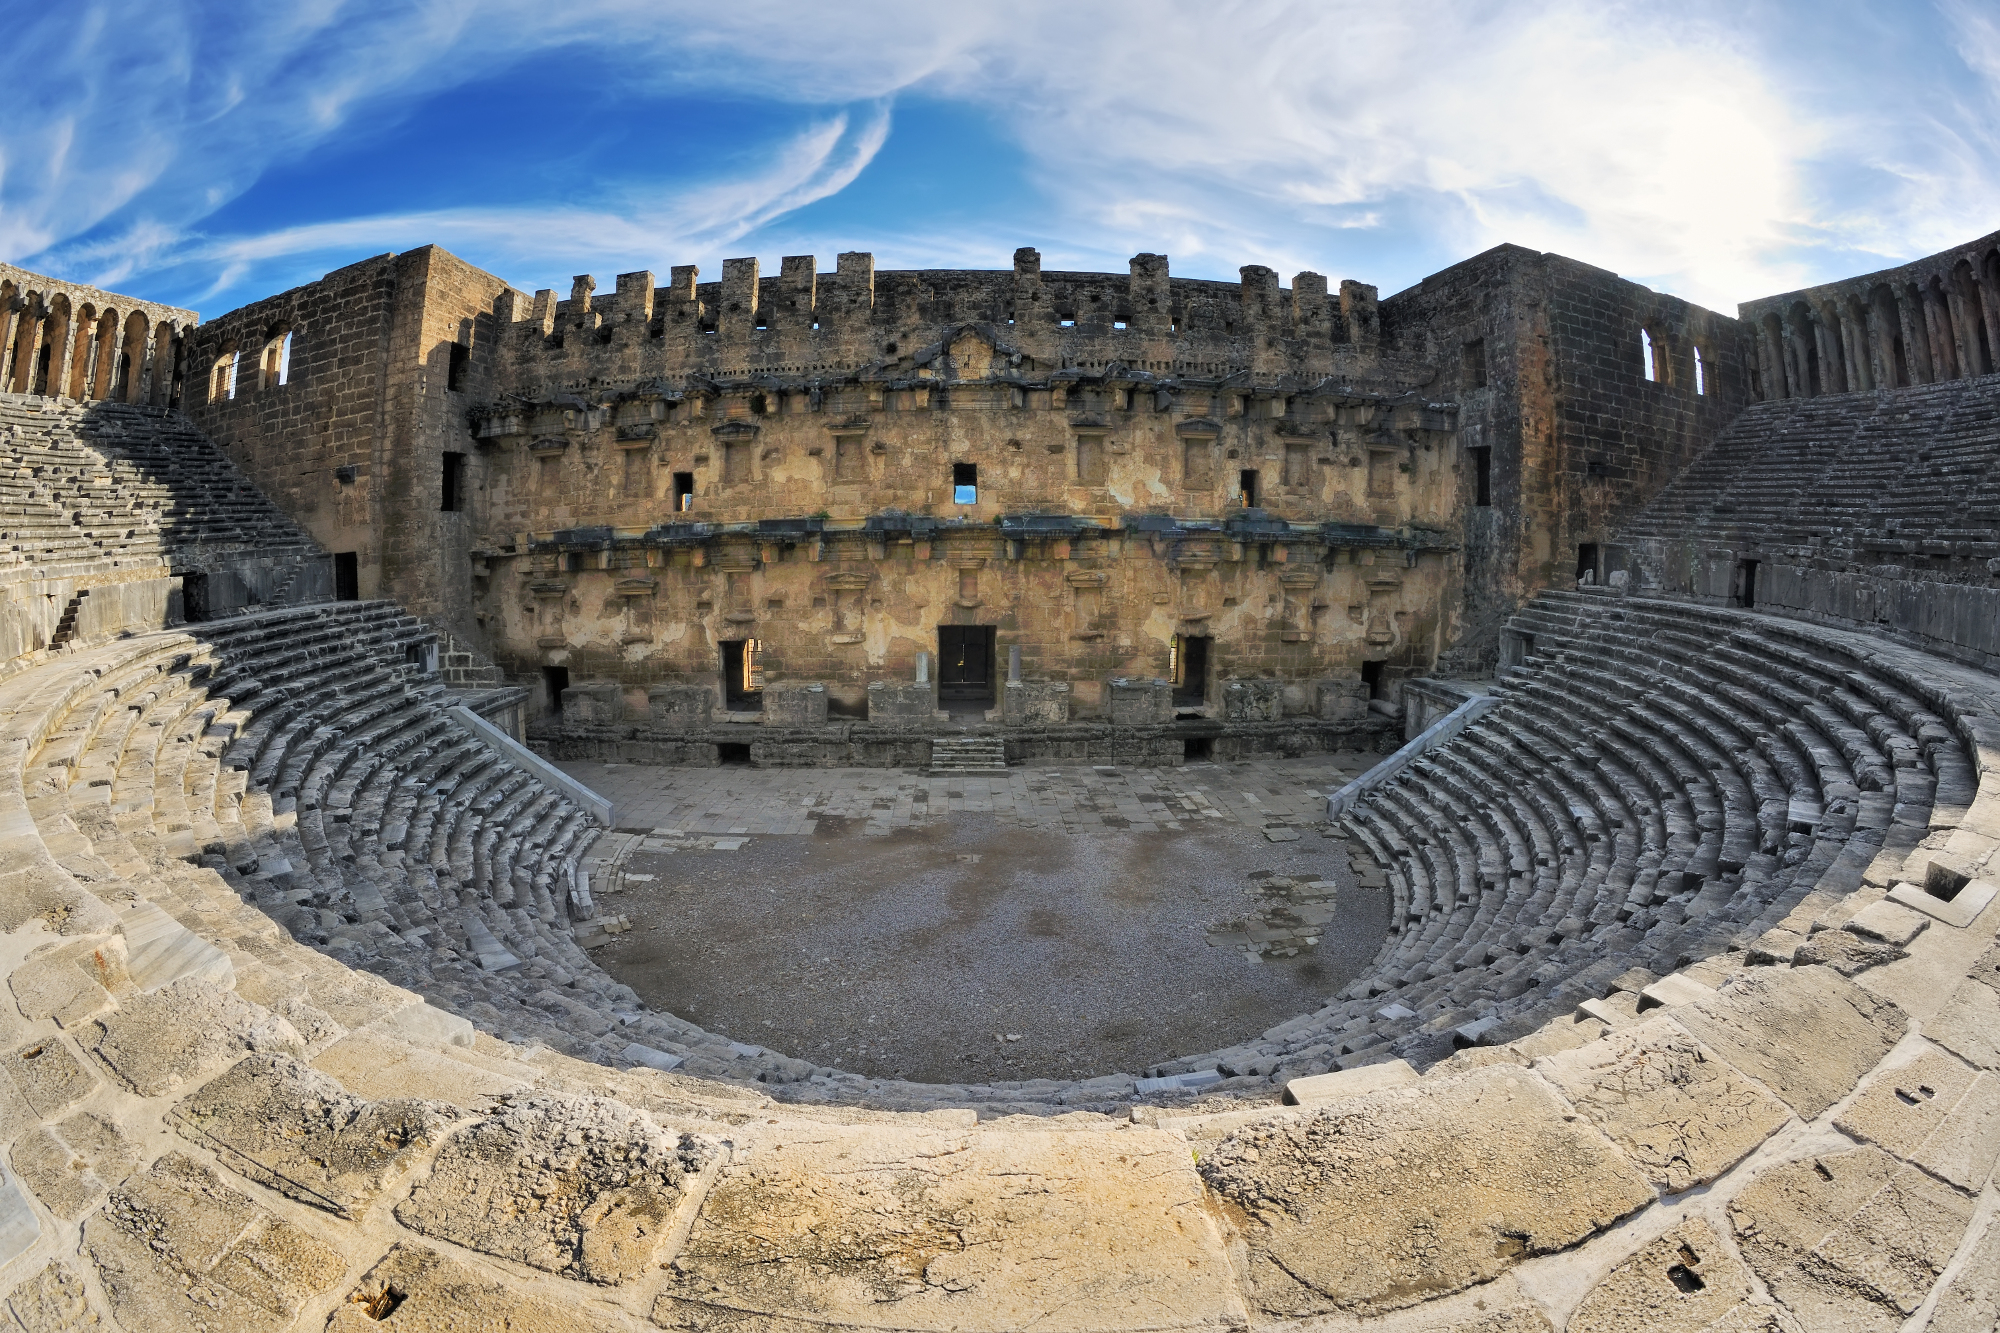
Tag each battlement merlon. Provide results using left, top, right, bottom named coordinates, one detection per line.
left=488, top=253, right=1387, bottom=385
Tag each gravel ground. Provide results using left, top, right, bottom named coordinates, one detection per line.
left=594, top=816, right=1389, bottom=1083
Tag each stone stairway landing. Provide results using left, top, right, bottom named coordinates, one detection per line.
left=929, top=735, right=1009, bottom=774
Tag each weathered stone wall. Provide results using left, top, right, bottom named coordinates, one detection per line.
left=181, top=247, right=513, bottom=639
left=1381, top=244, right=1749, bottom=671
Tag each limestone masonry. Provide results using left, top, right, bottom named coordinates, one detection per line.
left=0, top=224, right=1997, bottom=1330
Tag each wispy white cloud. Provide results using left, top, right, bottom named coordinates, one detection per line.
left=6, top=0, right=1998, bottom=316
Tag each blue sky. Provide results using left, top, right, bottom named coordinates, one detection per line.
left=6, top=0, right=2000, bottom=320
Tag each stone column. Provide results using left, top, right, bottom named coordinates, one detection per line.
left=1008, top=643, right=1021, bottom=684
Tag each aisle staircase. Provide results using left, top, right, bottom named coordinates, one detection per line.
left=928, top=735, right=1009, bottom=774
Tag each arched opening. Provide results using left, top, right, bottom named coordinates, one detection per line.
left=7, top=293, right=43, bottom=394
left=1951, top=259, right=1989, bottom=377
left=1925, top=278, right=1957, bottom=380
left=261, top=330, right=291, bottom=389
left=1640, top=328, right=1658, bottom=382
left=120, top=312, right=149, bottom=403
left=1788, top=302, right=1819, bottom=396
left=154, top=321, right=180, bottom=405
left=210, top=350, right=239, bottom=404
left=90, top=309, right=120, bottom=399
left=35, top=296, right=71, bottom=396
left=1760, top=313, right=1787, bottom=400
left=1692, top=345, right=1706, bottom=395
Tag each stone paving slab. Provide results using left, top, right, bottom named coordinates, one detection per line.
left=1535, top=1017, right=1793, bottom=1192
left=1672, top=966, right=1905, bottom=1120
left=654, top=1123, right=1245, bottom=1331
left=328, top=1243, right=626, bottom=1332
left=1565, top=1218, right=1766, bottom=1333
left=561, top=755, right=1368, bottom=843
left=1727, top=1144, right=1974, bottom=1332
left=1197, top=1065, right=1654, bottom=1318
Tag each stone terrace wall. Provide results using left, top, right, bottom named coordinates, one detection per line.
left=1741, top=226, right=2000, bottom=401
left=1382, top=244, right=1750, bottom=671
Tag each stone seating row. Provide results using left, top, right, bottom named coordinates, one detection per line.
left=1141, top=587, right=1996, bottom=1084
left=1621, top=372, right=2000, bottom=550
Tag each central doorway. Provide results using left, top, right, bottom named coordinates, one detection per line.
left=938, top=625, right=996, bottom=712
left=1172, top=634, right=1210, bottom=707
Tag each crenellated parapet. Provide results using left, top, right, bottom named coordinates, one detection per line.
left=485, top=250, right=1420, bottom=401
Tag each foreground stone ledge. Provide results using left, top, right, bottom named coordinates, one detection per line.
left=172, top=1051, right=463, bottom=1213
left=82, top=1151, right=347, bottom=1333
left=86, top=974, right=301, bottom=1096
left=329, top=1243, right=627, bottom=1333
left=396, top=1093, right=722, bottom=1285
left=1728, top=1144, right=1974, bottom=1332
left=1197, top=1066, right=1655, bottom=1318
left=654, top=1124, right=1244, bottom=1332
left=1671, top=965, right=1905, bottom=1121
left=1565, top=1218, right=1765, bottom=1333
left=1534, top=1017, right=1793, bottom=1192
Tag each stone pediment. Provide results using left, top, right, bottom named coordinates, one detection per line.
left=1175, top=418, right=1222, bottom=436
left=710, top=420, right=760, bottom=439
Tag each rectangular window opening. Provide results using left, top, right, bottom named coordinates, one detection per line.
left=440, top=451, right=466, bottom=512
left=1471, top=445, right=1492, bottom=506
left=1183, top=736, right=1213, bottom=761
left=1173, top=634, right=1210, bottom=706
left=1641, top=328, right=1658, bottom=382
left=333, top=552, right=359, bottom=601
left=1577, top=543, right=1600, bottom=585
left=446, top=340, right=470, bottom=393
left=1360, top=659, right=1385, bottom=700
left=542, top=665, right=569, bottom=717
left=673, top=471, right=695, bottom=511
left=716, top=741, right=753, bottom=766
left=1463, top=338, right=1487, bottom=387
left=952, top=461, right=978, bottom=504
left=1076, top=435, right=1106, bottom=485
left=1733, top=559, right=1759, bottom=609
left=1693, top=346, right=1707, bottom=395
left=1238, top=468, right=1259, bottom=507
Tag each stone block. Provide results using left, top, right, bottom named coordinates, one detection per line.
left=865, top=681, right=938, bottom=727
left=83, top=1152, right=345, bottom=1333
left=1637, top=973, right=1718, bottom=1009
left=654, top=1125, right=1243, bottom=1331
left=1221, top=677, right=1284, bottom=721
left=8, top=935, right=126, bottom=1027
left=9, top=1112, right=134, bottom=1221
left=328, top=1244, right=625, bottom=1333
left=1845, top=898, right=1928, bottom=945
left=4, top=1262, right=107, bottom=1333
left=1673, top=966, right=1905, bottom=1120
left=1835, top=1046, right=2000, bottom=1193
left=1793, top=927, right=1907, bottom=975
left=1313, top=677, right=1368, bottom=721
left=1887, top=877, right=1997, bottom=928
left=0, top=1171, right=36, bottom=1271
left=1282, top=1057, right=1416, bottom=1105
left=1535, top=1017, right=1792, bottom=1191
left=119, top=900, right=233, bottom=992
left=561, top=682, right=624, bottom=725
left=87, top=976, right=300, bottom=1096
left=1001, top=680, right=1071, bottom=725
left=2, top=1035, right=97, bottom=1121
left=311, top=1029, right=531, bottom=1108
left=761, top=682, right=827, bottom=727
left=647, top=683, right=714, bottom=731
left=1197, top=1066, right=1653, bottom=1317
left=1930, top=977, right=2000, bottom=1069
left=174, top=1053, right=462, bottom=1211
left=1105, top=677, right=1172, bottom=726
left=1727, top=1144, right=1973, bottom=1330
left=396, top=1094, right=720, bottom=1285
left=1927, top=1209, right=2000, bottom=1333
left=1567, top=1218, right=1761, bottom=1333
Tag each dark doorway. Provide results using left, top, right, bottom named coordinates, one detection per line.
left=181, top=572, right=210, bottom=623
left=1732, top=559, right=1759, bottom=609
left=1576, top=543, right=1600, bottom=585
left=1238, top=468, right=1259, bottom=507
left=542, top=665, right=569, bottom=717
left=441, top=451, right=466, bottom=511
left=716, top=742, right=752, bottom=766
left=673, top=472, right=695, bottom=512
left=721, top=639, right=763, bottom=711
left=1173, top=634, right=1210, bottom=706
left=333, top=552, right=359, bottom=601
left=1183, top=736, right=1213, bottom=762
left=938, top=625, right=996, bottom=707
left=1361, top=659, right=1385, bottom=700
left=1471, top=446, right=1492, bottom=506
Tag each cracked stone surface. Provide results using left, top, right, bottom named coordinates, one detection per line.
left=85, top=976, right=299, bottom=1096
left=1926, top=1208, right=2000, bottom=1333
left=3, top=1261, right=104, bottom=1333
left=396, top=1094, right=720, bottom=1285
left=1834, top=1044, right=2000, bottom=1192
left=1672, top=966, right=1905, bottom=1120
left=1535, top=1017, right=1793, bottom=1191
left=654, top=1124, right=1243, bottom=1332
left=328, top=1243, right=625, bottom=1333
left=1728, top=1144, right=1975, bottom=1332
left=81, top=1151, right=347, bottom=1333
left=1566, top=1218, right=1764, bottom=1333
left=0, top=1037, right=96, bottom=1124
left=9, top=1112, right=135, bottom=1221
left=1197, top=1066, right=1655, bottom=1317
left=173, top=1051, right=462, bottom=1213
